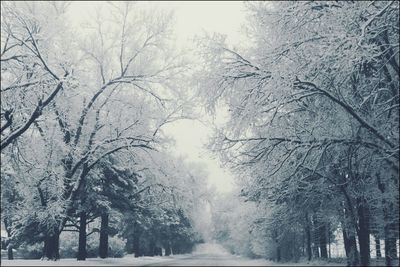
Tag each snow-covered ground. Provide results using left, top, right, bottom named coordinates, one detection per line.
left=1, top=255, right=180, bottom=266
left=1, top=243, right=345, bottom=266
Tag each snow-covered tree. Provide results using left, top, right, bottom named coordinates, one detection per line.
left=1, top=2, right=77, bottom=151
left=198, top=1, right=399, bottom=266
left=1, top=1, right=193, bottom=261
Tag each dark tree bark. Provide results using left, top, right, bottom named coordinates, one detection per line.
left=0, top=81, right=65, bottom=151
left=343, top=227, right=359, bottom=266
left=42, top=233, right=60, bottom=260
left=7, top=243, right=13, bottom=260
left=132, top=221, right=142, bottom=257
left=375, top=237, right=381, bottom=259
left=343, top=229, right=350, bottom=258
left=384, top=216, right=398, bottom=267
left=149, top=238, right=156, bottom=257
left=311, top=216, right=320, bottom=259
left=4, top=224, right=14, bottom=260
left=304, top=214, right=312, bottom=261
left=126, top=233, right=134, bottom=254
left=154, top=246, right=162, bottom=256
left=273, top=230, right=281, bottom=262
left=328, top=223, right=331, bottom=259
left=312, top=244, right=319, bottom=258
left=77, top=211, right=87, bottom=261
left=99, top=213, right=109, bottom=259
left=356, top=199, right=370, bottom=266
left=377, top=175, right=398, bottom=267
left=276, top=245, right=281, bottom=262
left=165, top=242, right=172, bottom=256
left=319, top=223, right=328, bottom=259
left=133, top=237, right=141, bottom=257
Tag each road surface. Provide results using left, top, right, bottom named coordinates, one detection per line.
left=140, top=254, right=270, bottom=266
left=141, top=243, right=270, bottom=266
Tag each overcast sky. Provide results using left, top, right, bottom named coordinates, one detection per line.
left=159, top=1, right=246, bottom=193
left=68, top=1, right=246, bottom=193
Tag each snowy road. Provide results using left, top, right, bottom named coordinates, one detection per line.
left=140, top=243, right=271, bottom=266
left=1, top=243, right=344, bottom=266
left=0, top=243, right=272, bottom=266
left=140, top=254, right=271, bottom=266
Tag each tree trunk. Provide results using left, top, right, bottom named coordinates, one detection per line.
left=42, top=232, right=60, bottom=260
left=377, top=175, right=398, bottom=267
left=273, top=230, right=280, bottom=262
left=4, top=221, right=13, bottom=260
left=77, top=211, right=87, bottom=261
left=99, top=213, right=109, bottom=259
left=356, top=200, right=370, bottom=266
left=312, top=244, right=319, bottom=258
left=276, top=245, right=281, bottom=262
left=7, top=243, right=13, bottom=260
left=375, top=237, right=381, bottom=259
left=384, top=210, right=398, bottom=267
left=328, top=224, right=331, bottom=259
left=126, top=233, right=134, bottom=254
left=343, top=227, right=359, bottom=266
left=319, top=223, right=328, bottom=259
left=384, top=234, right=397, bottom=267
left=149, top=238, right=155, bottom=257
left=133, top=222, right=141, bottom=257
left=305, top=215, right=312, bottom=261
left=165, top=242, right=172, bottom=256
left=311, top=215, right=320, bottom=259
left=133, top=237, right=141, bottom=257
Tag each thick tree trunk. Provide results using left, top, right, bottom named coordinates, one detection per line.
left=154, top=246, right=162, bottom=256
left=340, top=190, right=361, bottom=267
left=133, top=222, right=141, bottom=257
left=4, top=222, right=13, bottom=260
left=305, top=218, right=312, bottom=261
left=319, top=223, right=328, bottom=259
left=384, top=216, right=398, bottom=267
left=99, top=213, right=109, bottom=259
left=375, top=237, right=381, bottom=259
left=356, top=201, right=370, bottom=266
left=273, top=230, right=280, bottom=262
left=377, top=176, right=398, bottom=267
left=312, top=244, right=319, bottom=258
left=77, top=211, right=87, bottom=261
left=311, top=216, right=320, bottom=259
left=133, top=237, right=141, bottom=257
left=42, top=232, right=60, bottom=260
left=126, top=233, right=134, bottom=254
left=276, top=245, right=281, bottom=262
left=149, top=238, right=155, bottom=257
left=7, top=243, right=13, bottom=260
left=328, top=223, right=331, bottom=259
left=343, top=228, right=359, bottom=266
left=165, top=242, right=172, bottom=256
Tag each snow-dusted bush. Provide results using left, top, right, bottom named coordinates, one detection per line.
left=107, top=236, right=126, bottom=258
left=59, top=232, right=79, bottom=258
left=17, top=243, right=42, bottom=259
left=59, top=231, right=126, bottom=258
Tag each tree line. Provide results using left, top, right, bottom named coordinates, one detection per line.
left=198, top=2, right=399, bottom=266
